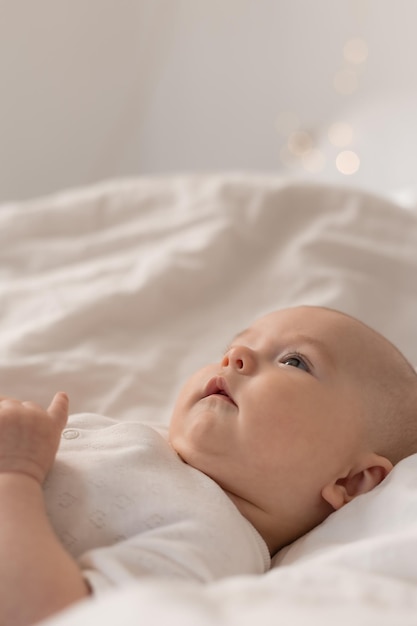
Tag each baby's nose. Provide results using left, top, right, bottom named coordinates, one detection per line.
left=221, top=345, right=256, bottom=374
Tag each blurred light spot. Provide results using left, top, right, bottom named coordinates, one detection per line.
left=328, top=122, right=353, bottom=147
left=287, top=130, right=313, bottom=156
left=302, top=149, right=326, bottom=173
left=343, top=38, right=368, bottom=64
left=275, top=111, right=300, bottom=135
left=336, top=150, right=360, bottom=175
left=333, top=69, right=358, bottom=95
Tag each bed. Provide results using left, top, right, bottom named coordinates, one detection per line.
left=1, top=174, right=417, bottom=625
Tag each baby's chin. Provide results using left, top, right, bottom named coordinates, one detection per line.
left=169, top=436, right=211, bottom=475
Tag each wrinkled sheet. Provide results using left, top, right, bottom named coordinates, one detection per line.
left=1, top=174, right=417, bottom=625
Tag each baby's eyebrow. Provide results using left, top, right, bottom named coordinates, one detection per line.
left=294, top=334, right=335, bottom=367
left=228, top=329, right=334, bottom=367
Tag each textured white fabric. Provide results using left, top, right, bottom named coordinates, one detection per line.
left=44, top=414, right=269, bottom=591
left=1, top=174, right=417, bottom=625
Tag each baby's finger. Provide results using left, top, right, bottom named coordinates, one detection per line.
left=47, top=392, right=69, bottom=428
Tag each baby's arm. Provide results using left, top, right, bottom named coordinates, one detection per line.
left=0, top=393, right=90, bottom=626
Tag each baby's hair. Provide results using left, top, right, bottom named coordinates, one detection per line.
left=340, top=311, right=417, bottom=465
left=366, top=345, right=417, bottom=465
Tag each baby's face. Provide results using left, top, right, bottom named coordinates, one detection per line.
left=169, top=306, right=379, bottom=546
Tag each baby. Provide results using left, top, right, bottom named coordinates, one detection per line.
left=1, top=305, right=417, bottom=626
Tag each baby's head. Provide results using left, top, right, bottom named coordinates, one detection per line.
left=169, top=306, right=417, bottom=554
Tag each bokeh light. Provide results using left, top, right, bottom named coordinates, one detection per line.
left=336, top=150, right=360, bottom=175
left=287, top=130, right=313, bottom=156
left=343, top=37, right=368, bottom=64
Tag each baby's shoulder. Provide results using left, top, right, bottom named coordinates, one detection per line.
left=62, top=413, right=163, bottom=448
left=67, top=412, right=166, bottom=433
left=66, top=412, right=117, bottom=430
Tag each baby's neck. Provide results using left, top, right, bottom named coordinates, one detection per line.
left=224, top=490, right=280, bottom=556
left=224, top=489, right=333, bottom=557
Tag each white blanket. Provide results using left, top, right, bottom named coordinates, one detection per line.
left=1, top=174, right=417, bottom=624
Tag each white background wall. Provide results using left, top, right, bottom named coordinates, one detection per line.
left=1, top=0, right=417, bottom=202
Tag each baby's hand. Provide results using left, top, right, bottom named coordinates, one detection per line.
left=0, top=392, right=69, bottom=484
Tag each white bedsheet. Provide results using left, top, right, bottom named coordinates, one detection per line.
left=1, top=174, right=417, bottom=624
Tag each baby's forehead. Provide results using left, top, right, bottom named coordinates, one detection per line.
left=249, top=306, right=390, bottom=365
left=250, top=306, right=360, bottom=339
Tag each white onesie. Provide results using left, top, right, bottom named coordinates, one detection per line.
left=43, top=413, right=270, bottom=593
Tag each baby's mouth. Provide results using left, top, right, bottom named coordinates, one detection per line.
left=204, top=377, right=237, bottom=406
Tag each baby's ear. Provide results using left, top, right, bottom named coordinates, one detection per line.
left=321, top=453, right=393, bottom=511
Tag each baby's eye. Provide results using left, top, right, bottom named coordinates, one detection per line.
left=281, top=354, right=310, bottom=372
